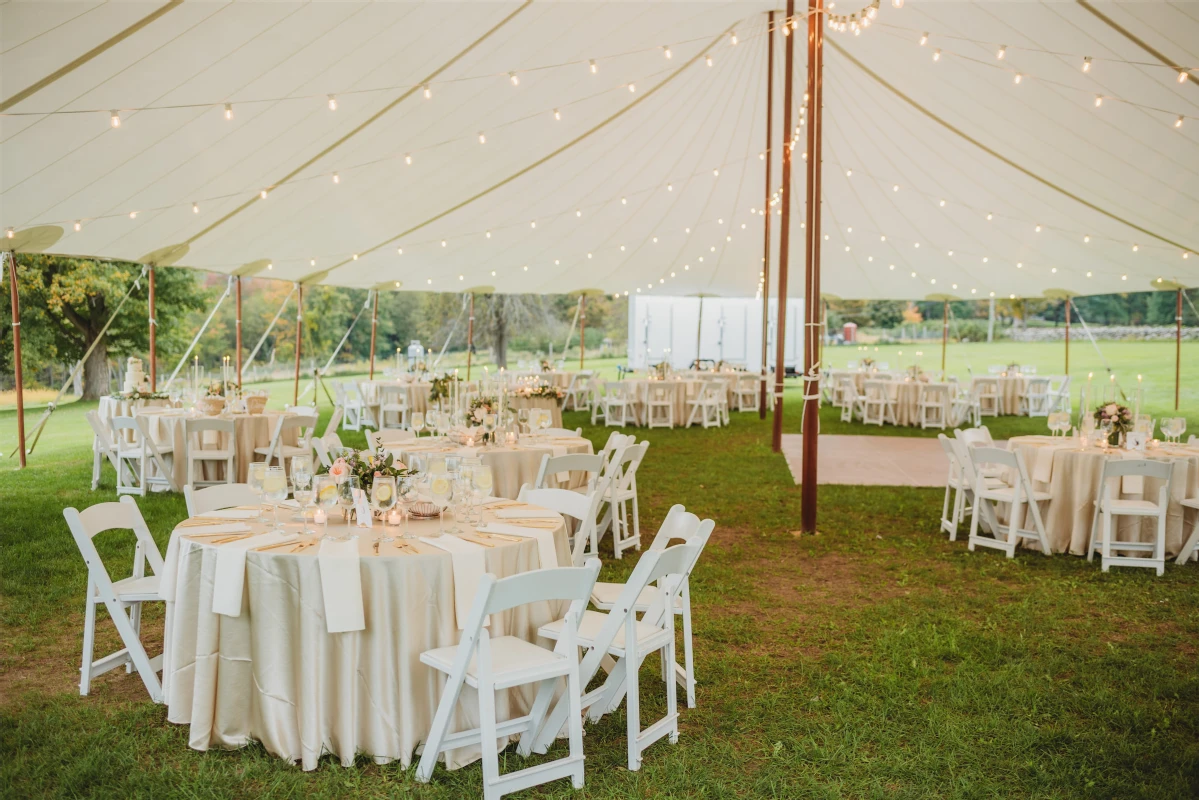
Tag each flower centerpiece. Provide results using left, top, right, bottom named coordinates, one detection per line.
left=1094, top=402, right=1133, bottom=447
left=321, top=446, right=413, bottom=508
left=469, top=395, right=500, bottom=441
left=652, top=361, right=671, bottom=379
left=428, top=372, right=460, bottom=404
left=117, top=390, right=170, bottom=401
left=860, top=357, right=876, bottom=370
left=539, top=358, right=552, bottom=372
left=513, top=383, right=565, bottom=400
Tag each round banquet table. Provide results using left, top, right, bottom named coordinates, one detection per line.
left=972, top=375, right=1026, bottom=416
left=506, top=396, right=563, bottom=428
left=386, top=435, right=594, bottom=499
left=133, top=408, right=301, bottom=483
left=363, top=380, right=432, bottom=424
left=624, top=379, right=706, bottom=427
left=886, top=380, right=956, bottom=427
left=1005, top=435, right=1199, bottom=556
left=161, top=506, right=570, bottom=771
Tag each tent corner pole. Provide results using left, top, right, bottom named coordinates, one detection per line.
left=1064, top=296, right=1070, bottom=376
left=6, top=252, right=26, bottom=468
left=759, top=8, right=775, bottom=419
left=148, top=265, right=157, bottom=391
left=579, top=294, right=586, bottom=370
left=293, top=283, right=303, bottom=406
left=941, top=300, right=948, bottom=379
left=465, top=293, right=474, bottom=380
left=1177, top=288, right=1183, bottom=411
left=235, top=276, right=243, bottom=387
left=772, top=0, right=797, bottom=455
left=369, top=289, right=379, bottom=380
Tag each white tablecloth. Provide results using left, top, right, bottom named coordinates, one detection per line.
left=132, top=409, right=300, bottom=483
left=388, top=436, right=594, bottom=499
left=162, top=508, right=570, bottom=771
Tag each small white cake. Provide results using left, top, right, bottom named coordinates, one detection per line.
left=123, top=357, right=148, bottom=394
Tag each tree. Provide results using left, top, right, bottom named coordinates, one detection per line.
left=2, top=255, right=207, bottom=398
left=478, top=294, right=554, bottom=368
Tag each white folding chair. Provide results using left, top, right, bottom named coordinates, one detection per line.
left=253, top=413, right=315, bottom=469
left=939, top=435, right=1006, bottom=540
left=734, top=375, right=759, bottom=412
left=184, top=482, right=261, bottom=517
left=589, top=506, right=707, bottom=707
left=918, top=384, right=950, bottom=430
left=284, top=403, right=317, bottom=415
left=1178, top=497, right=1199, bottom=565
left=535, top=452, right=603, bottom=492
left=861, top=380, right=898, bottom=426
left=975, top=377, right=1002, bottom=416
left=562, top=371, right=592, bottom=412
left=589, top=377, right=606, bottom=425
left=379, top=385, right=409, bottom=429
left=518, top=481, right=610, bottom=565
left=1020, top=377, right=1052, bottom=417
left=837, top=377, right=864, bottom=423
left=534, top=536, right=709, bottom=770
left=323, top=404, right=344, bottom=438
left=1086, top=459, right=1173, bottom=576
left=597, top=431, right=634, bottom=470
left=645, top=383, right=675, bottom=428
left=542, top=427, right=582, bottom=438
left=416, top=560, right=602, bottom=799
left=950, top=384, right=982, bottom=428
left=966, top=446, right=1052, bottom=558
left=603, top=382, right=635, bottom=427
left=110, top=416, right=177, bottom=495
left=63, top=496, right=165, bottom=701
left=85, top=410, right=122, bottom=491
left=1048, top=375, right=1072, bottom=413
left=605, top=443, right=650, bottom=559
left=685, top=382, right=722, bottom=428
left=184, top=417, right=235, bottom=489
left=357, top=381, right=380, bottom=429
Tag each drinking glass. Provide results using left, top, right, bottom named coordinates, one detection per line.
left=263, top=466, right=288, bottom=531
left=314, top=475, right=339, bottom=538
left=291, top=455, right=312, bottom=486
left=292, top=476, right=314, bottom=534
left=247, top=462, right=268, bottom=524
left=411, top=411, right=425, bottom=438
left=371, top=476, right=397, bottom=544
left=446, top=455, right=462, bottom=480
left=450, top=476, right=471, bottom=533
left=398, top=476, right=419, bottom=539
left=429, top=472, right=452, bottom=536
left=337, top=475, right=361, bottom=530
left=483, top=413, right=497, bottom=446
left=537, top=409, right=551, bottom=435
left=1175, top=417, right=1187, bottom=442
left=517, top=408, right=529, bottom=434
left=1099, top=419, right=1114, bottom=447
left=428, top=410, right=442, bottom=438
left=472, top=465, right=493, bottom=522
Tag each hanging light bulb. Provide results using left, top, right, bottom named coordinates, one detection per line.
left=224, top=103, right=233, bottom=120
left=312, top=258, right=317, bottom=266
left=784, top=21, right=792, bottom=36
left=997, top=45, right=1006, bottom=60
left=576, top=209, right=582, bottom=217
left=478, top=131, right=486, bottom=144
left=486, top=231, right=491, bottom=238
left=919, top=32, right=928, bottom=46
left=663, top=45, right=672, bottom=59
left=1094, top=94, right=1103, bottom=107
left=129, top=211, right=137, bottom=219
left=892, top=184, right=900, bottom=192
left=730, top=31, right=738, bottom=45
left=621, top=197, right=627, bottom=204
left=667, top=183, right=673, bottom=192
left=1035, top=224, right=1042, bottom=232
left=110, top=110, right=121, bottom=128
left=1178, top=70, right=1188, bottom=83
left=846, top=168, right=853, bottom=177
left=260, top=189, right=268, bottom=199
left=1132, top=243, right=1139, bottom=251
left=5, top=227, right=13, bottom=238
left=713, top=168, right=719, bottom=177
left=589, top=59, right=597, bottom=73
left=553, top=108, right=561, bottom=120
left=405, top=153, right=412, bottom=165
left=530, top=220, right=536, bottom=228
left=939, top=199, right=946, bottom=207
left=867, top=2, right=879, bottom=19
left=509, top=71, right=519, bottom=86
left=266, top=262, right=273, bottom=270
left=327, top=95, right=337, bottom=110
left=352, top=254, right=359, bottom=260
left=1176, top=115, right=1185, bottom=128
left=1084, top=235, right=1090, bottom=243
left=705, top=54, right=713, bottom=67
left=1013, top=73, right=1023, bottom=84
left=74, top=220, right=82, bottom=231
left=1083, top=56, right=1092, bottom=72
left=192, top=202, right=199, bottom=214
left=423, top=85, right=432, bottom=99
left=986, top=212, right=993, bottom=221
left=332, top=172, right=340, bottom=184
left=396, top=248, right=403, bottom=255
left=933, top=49, right=941, bottom=61
left=628, top=83, right=636, bottom=93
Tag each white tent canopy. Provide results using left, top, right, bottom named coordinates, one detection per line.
left=2, top=1, right=1196, bottom=300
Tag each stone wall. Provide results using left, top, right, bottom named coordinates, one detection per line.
left=1007, top=326, right=1199, bottom=342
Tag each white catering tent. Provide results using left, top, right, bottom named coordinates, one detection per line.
left=1, top=1, right=1197, bottom=300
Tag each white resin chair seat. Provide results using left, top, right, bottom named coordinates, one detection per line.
left=1178, top=497, right=1199, bottom=564
left=421, top=636, right=567, bottom=688
left=981, top=484, right=1052, bottom=504
left=109, top=574, right=162, bottom=602
left=185, top=483, right=260, bottom=517
left=541, top=610, right=670, bottom=656
left=589, top=581, right=682, bottom=611
left=1105, top=498, right=1164, bottom=514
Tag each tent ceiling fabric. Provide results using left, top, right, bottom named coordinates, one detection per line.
left=1, top=1, right=1196, bottom=300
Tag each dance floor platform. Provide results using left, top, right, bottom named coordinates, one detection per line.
left=781, top=435, right=951, bottom=488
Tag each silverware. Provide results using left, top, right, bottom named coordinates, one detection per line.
left=254, top=539, right=298, bottom=552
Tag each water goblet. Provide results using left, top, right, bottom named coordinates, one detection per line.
left=517, top=408, right=529, bottom=434
left=483, top=413, right=497, bottom=446
left=247, top=462, right=268, bottom=524
left=537, top=409, right=551, bottom=435
left=398, top=476, right=419, bottom=539
left=371, top=476, right=397, bottom=544
left=411, top=411, right=425, bottom=438
left=292, top=475, right=314, bottom=534
left=471, top=465, right=493, bottom=522
left=337, top=475, right=361, bottom=532
left=446, top=455, right=462, bottom=481
left=263, top=466, right=289, bottom=531
left=1177, top=417, right=1187, bottom=443
left=429, top=472, right=453, bottom=536
left=314, top=475, right=339, bottom=539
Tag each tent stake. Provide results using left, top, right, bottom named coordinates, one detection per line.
left=760, top=9, right=775, bottom=419
left=772, top=0, right=796, bottom=455
left=293, top=283, right=303, bottom=406
left=369, top=289, right=379, bottom=380
left=148, top=265, right=157, bottom=390
left=5, top=252, right=26, bottom=468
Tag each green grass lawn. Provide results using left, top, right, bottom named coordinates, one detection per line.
left=1, top=387, right=1197, bottom=797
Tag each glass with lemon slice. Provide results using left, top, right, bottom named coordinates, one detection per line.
left=371, top=476, right=397, bottom=543
left=429, top=472, right=453, bottom=536
left=314, top=475, right=339, bottom=538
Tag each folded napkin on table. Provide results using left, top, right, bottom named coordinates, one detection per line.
left=198, top=508, right=258, bottom=520
left=317, top=538, right=365, bottom=633
left=477, top=523, right=559, bottom=569
left=419, top=536, right=486, bottom=629
left=496, top=507, right=559, bottom=520
left=212, top=531, right=300, bottom=617
left=177, top=522, right=252, bottom=535
left=160, top=523, right=253, bottom=603
left=482, top=497, right=519, bottom=508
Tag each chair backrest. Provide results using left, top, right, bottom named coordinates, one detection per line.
left=956, top=426, right=994, bottom=448
left=1027, top=377, right=1051, bottom=393
left=863, top=379, right=889, bottom=399
left=1099, top=458, right=1173, bottom=482
left=519, top=478, right=612, bottom=565
left=646, top=504, right=702, bottom=550
left=535, top=453, right=604, bottom=490
left=313, top=437, right=333, bottom=468
left=920, top=383, right=950, bottom=402
left=185, top=417, right=234, bottom=447
left=605, top=382, right=628, bottom=400
left=837, top=376, right=859, bottom=399
left=975, top=377, right=999, bottom=392
left=612, top=442, right=649, bottom=491
left=63, top=497, right=165, bottom=595
left=949, top=437, right=984, bottom=488
left=938, top=433, right=960, bottom=471
left=969, top=445, right=1021, bottom=477
left=86, top=410, right=117, bottom=450
left=185, top=482, right=261, bottom=516
left=285, top=404, right=316, bottom=415
left=110, top=415, right=142, bottom=440
left=324, top=405, right=344, bottom=437
left=542, top=427, right=582, bottom=438
left=333, top=382, right=348, bottom=404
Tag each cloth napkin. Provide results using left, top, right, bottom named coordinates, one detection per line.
left=198, top=509, right=258, bottom=520
left=477, top=523, right=559, bottom=569
left=212, top=531, right=299, bottom=617
left=177, top=522, right=251, bottom=536
left=496, top=507, right=559, bottom=520
left=161, top=523, right=252, bottom=604
left=317, top=538, right=365, bottom=633
left=419, top=536, right=486, bottom=629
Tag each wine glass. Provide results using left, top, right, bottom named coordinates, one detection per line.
left=1099, top=418, right=1114, bottom=448
left=314, top=475, right=339, bottom=538
left=371, top=476, right=397, bottom=544
left=411, top=411, right=425, bottom=438
left=429, top=472, right=453, bottom=536
left=337, top=475, right=361, bottom=531
left=471, top=465, right=493, bottom=522
left=483, top=413, right=497, bottom=446
left=263, top=466, right=288, bottom=531
left=517, top=408, right=529, bottom=434
left=427, top=410, right=441, bottom=438
left=1179, top=418, right=1188, bottom=443
left=292, top=473, right=314, bottom=534
left=446, top=455, right=462, bottom=481
left=291, top=455, right=312, bottom=486
left=247, top=462, right=267, bottom=524
left=537, top=409, right=551, bottom=435
left=398, top=476, right=419, bottom=539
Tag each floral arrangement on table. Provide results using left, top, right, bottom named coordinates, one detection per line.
left=428, top=372, right=460, bottom=403
left=514, top=383, right=565, bottom=400
left=539, top=359, right=552, bottom=372
left=860, top=357, right=876, bottom=369
left=206, top=379, right=240, bottom=398
left=713, top=360, right=744, bottom=372
left=1006, top=362, right=1021, bottom=374
left=906, top=364, right=928, bottom=382
left=322, top=446, right=412, bottom=498
left=116, top=390, right=170, bottom=401
left=652, top=361, right=671, bottom=379
left=1094, top=402, right=1133, bottom=446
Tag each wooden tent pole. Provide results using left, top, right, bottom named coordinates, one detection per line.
left=1177, top=288, right=1183, bottom=411
left=369, top=289, right=379, bottom=380
left=293, top=284, right=303, bottom=406
left=235, top=276, right=243, bottom=387
left=941, top=300, right=948, bottom=378
left=772, top=0, right=796, bottom=454
left=148, top=265, right=157, bottom=390
left=466, top=293, right=475, bottom=380
left=1064, top=296, right=1071, bottom=375
left=6, top=252, right=26, bottom=468
left=579, top=294, right=586, bottom=369
left=760, top=9, right=775, bottom=419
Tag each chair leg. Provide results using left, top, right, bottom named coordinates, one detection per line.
left=682, top=597, right=696, bottom=708
left=476, top=674, right=501, bottom=800
left=631, top=491, right=641, bottom=551
left=80, top=593, right=96, bottom=696
left=1101, top=510, right=1113, bottom=572
left=625, top=652, right=641, bottom=771
left=417, top=671, right=468, bottom=782
left=566, top=663, right=585, bottom=789
left=92, top=449, right=102, bottom=491
left=664, top=636, right=679, bottom=744
left=1175, top=518, right=1199, bottom=565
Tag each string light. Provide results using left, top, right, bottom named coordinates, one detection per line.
left=486, top=231, right=491, bottom=238
left=332, top=172, right=340, bottom=184
left=628, top=83, right=636, bottom=93
left=129, top=211, right=137, bottom=219
left=986, top=212, right=993, bottom=221
left=553, top=108, right=561, bottom=120
left=1180, top=70, right=1189, bottom=83
left=74, top=221, right=81, bottom=231
left=589, top=59, right=598, bottom=73
left=1035, top=224, right=1042, bottom=232
left=996, top=45, right=1006, bottom=60
left=892, top=0, right=903, bottom=6
left=1084, top=235, right=1090, bottom=243
left=423, top=85, right=432, bottom=99
left=312, top=258, right=317, bottom=266
left=1083, top=56, right=1092, bottom=72
left=224, top=103, right=233, bottom=120
left=730, top=31, right=738, bottom=45
left=713, top=168, right=719, bottom=177
left=705, top=54, right=713, bottom=67
left=1094, top=94, right=1103, bottom=107
left=327, top=95, right=337, bottom=110
left=919, top=32, right=928, bottom=46
left=1013, top=73, right=1022, bottom=84
left=259, top=189, right=268, bottom=199
left=192, top=202, right=199, bottom=214
left=933, top=48, right=942, bottom=61
left=1176, top=115, right=1185, bottom=128
left=405, top=153, right=412, bottom=165
left=576, top=209, right=582, bottom=217
left=621, top=197, right=627, bottom=204
left=478, top=131, right=486, bottom=144
left=441, top=240, right=447, bottom=247
left=663, top=45, right=672, bottom=59
left=352, top=254, right=359, bottom=260
left=509, top=72, right=519, bottom=86
left=396, top=248, right=403, bottom=255
left=5, top=227, right=12, bottom=238
left=110, top=111, right=121, bottom=128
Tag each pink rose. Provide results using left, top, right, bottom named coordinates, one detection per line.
left=330, top=457, right=348, bottom=481
left=1105, top=403, right=1118, bottom=415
